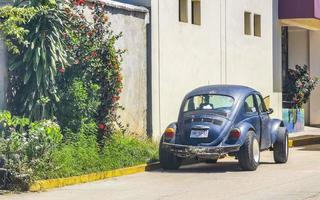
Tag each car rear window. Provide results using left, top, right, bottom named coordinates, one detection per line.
left=183, top=95, right=234, bottom=116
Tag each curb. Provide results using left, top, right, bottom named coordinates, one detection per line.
left=29, top=162, right=160, bottom=192
left=289, top=135, right=320, bottom=147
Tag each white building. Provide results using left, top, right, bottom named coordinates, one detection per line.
left=2, top=0, right=320, bottom=138
left=118, top=0, right=282, bottom=138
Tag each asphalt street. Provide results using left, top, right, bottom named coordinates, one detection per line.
left=2, top=144, right=320, bottom=200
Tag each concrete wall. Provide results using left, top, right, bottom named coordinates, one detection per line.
left=288, top=28, right=310, bottom=125
left=115, top=0, right=150, bottom=7
left=309, top=31, right=320, bottom=125
left=0, top=2, right=10, bottom=110
left=151, top=0, right=282, bottom=139
left=0, top=39, right=7, bottom=110
left=104, top=4, right=149, bottom=134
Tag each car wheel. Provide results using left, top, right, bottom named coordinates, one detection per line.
left=205, top=159, right=218, bottom=164
left=238, top=131, right=260, bottom=171
left=159, top=137, right=182, bottom=170
left=273, top=127, right=289, bottom=164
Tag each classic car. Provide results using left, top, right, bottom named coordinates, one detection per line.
left=159, top=85, right=289, bottom=171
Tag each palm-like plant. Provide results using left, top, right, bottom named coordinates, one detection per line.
left=7, top=3, right=70, bottom=120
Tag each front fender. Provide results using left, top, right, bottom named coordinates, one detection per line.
left=223, top=122, right=256, bottom=146
left=269, top=119, right=284, bottom=144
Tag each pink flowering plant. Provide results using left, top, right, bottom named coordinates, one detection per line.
left=285, top=65, right=319, bottom=108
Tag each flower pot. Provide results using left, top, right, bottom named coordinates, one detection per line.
left=282, top=108, right=305, bottom=133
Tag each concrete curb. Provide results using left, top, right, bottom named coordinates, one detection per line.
left=29, top=162, right=160, bottom=192
left=289, top=135, right=320, bottom=147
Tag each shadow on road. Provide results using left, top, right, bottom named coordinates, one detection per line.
left=150, top=160, right=279, bottom=174
left=298, top=144, right=320, bottom=151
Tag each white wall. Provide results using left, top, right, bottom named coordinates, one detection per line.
left=287, top=27, right=310, bottom=124
left=288, top=27, right=309, bottom=68
left=152, top=0, right=282, bottom=139
left=106, top=6, right=149, bottom=134
left=0, top=39, right=7, bottom=110
left=225, top=0, right=282, bottom=120
left=309, top=31, right=320, bottom=125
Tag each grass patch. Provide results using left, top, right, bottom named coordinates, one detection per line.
left=33, top=133, right=158, bottom=180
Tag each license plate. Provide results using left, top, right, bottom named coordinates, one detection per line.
left=190, top=130, right=209, bottom=138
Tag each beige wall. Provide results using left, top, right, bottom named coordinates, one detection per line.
left=0, top=39, right=7, bottom=110
left=288, top=28, right=309, bottom=68
left=152, top=0, right=282, bottom=139
left=104, top=4, right=149, bottom=135
left=309, top=31, right=320, bottom=125
left=288, top=27, right=310, bottom=124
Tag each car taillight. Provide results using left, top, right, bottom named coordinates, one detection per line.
left=229, top=128, right=241, bottom=139
left=165, top=128, right=175, bottom=139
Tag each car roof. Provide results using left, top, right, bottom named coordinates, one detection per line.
left=184, top=85, right=258, bottom=100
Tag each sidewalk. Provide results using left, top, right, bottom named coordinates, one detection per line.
left=289, top=126, right=320, bottom=147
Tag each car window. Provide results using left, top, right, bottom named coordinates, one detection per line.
left=244, top=95, right=257, bottom=114
left=255, top=94, right=267, bottom=113
left=184, top=95, right=234, bottom=116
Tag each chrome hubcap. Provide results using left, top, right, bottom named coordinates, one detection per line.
left=253, top=139, right=260, bottom=163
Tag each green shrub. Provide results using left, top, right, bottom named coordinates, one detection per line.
left=43, top=133, right=158, bottom=180
left=57, top=79, right=101, bottom=132
left=0, top=111, right=63, bottom=189
left=46, top=134, right=101, bottom=179
left=101, top=134, right=158, bottom=171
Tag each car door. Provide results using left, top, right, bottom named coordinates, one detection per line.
left=254, top=94, right=271, bottom=150
left=243, top=95, right=261, bottom=142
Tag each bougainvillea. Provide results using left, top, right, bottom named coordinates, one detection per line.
left=57, top=0, right=125, bottom=142
left=284, top=65, right=319, bottom=108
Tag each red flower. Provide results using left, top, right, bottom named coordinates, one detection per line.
left=59, top=68, right=65, bottom=74
left=98, top=123, right=106, bottom=130
left=112, top=96, right=120, bottom=103
left=117, top=74, right=123, bottom=82
left=75, top=0, right=85, bottom=6
left=91, top=51, right=97, bottom=57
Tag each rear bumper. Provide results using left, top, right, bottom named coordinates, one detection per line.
left=162, top=142, right=241, bottom=159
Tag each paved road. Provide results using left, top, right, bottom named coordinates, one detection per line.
left=2, top=145, right=320, bottom=200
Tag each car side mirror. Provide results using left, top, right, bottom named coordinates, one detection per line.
left=267, top=108, right=274, bottom=115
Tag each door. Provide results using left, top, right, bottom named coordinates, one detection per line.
left=244, top=95, right=261, bottom=142
left=255, top=94, right=271, bottom=150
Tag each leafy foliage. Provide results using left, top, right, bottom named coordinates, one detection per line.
left=0, top=111, right=62, bottom=189
left=57, top=79, right=101, bottom=132
left=284, top=65, right=319, bottom=108
left=0, top=6, right=37, bottom=54
left=57, top=1, right=125, bottom=140
left=7, top=7, right=71, bottom=120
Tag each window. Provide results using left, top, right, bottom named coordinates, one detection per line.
left=184, top=95, right=234, bottom=117
left=244, top=12, right=251, bottom=35
left=255, top=95, right=267, bottom=113
left=244, top=95, right=257, bottom=114
left=192, top=0, right=201, bottom=25
left=254, top=14, right=261, bottom=37
left=179, top=0, right=188, bottom=23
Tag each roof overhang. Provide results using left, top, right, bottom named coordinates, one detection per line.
left=279, top=0, right=320, bottom=30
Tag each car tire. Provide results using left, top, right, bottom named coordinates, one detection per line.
left=238, top=131, right=260, bottom=171
left=273, top=127, right=289, bottom=164
left=159, top=137, right=182, bottom=170
left=205, top=159, right=218, bottom=164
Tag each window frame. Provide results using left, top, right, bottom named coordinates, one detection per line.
left=191, top=0, right=201, bottom=25
left=183, top=94, right=235, bottom=113
left=179, top=0, right=188, bottom=23
left=244, top=94, right=259, bottom=115
left=254, top=14, right=261, bottom=37
left=244, top=12, right=251, bottom=35
left=255, top=94, right=268, bottom=114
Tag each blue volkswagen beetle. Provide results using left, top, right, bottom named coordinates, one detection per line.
left=160, top=85, right=289, bottom=171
